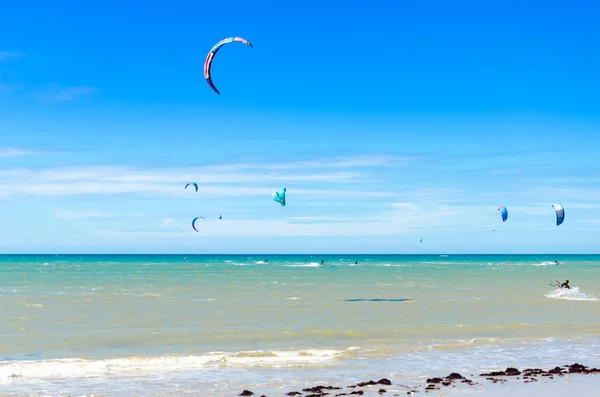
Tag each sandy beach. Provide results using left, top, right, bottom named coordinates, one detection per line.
left=427, top=374, right=600, bottom=397
left=453, top=377, right=599, bottom=396
left=232, top=363, right=600, bottom=397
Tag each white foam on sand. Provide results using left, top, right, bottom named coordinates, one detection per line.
left=0, top=349, right=347, bottom=383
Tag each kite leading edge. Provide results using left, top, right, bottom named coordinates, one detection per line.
left=204, top=37, right=253, bottom=95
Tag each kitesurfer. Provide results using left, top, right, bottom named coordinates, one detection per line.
left=560, top=280, right=570, bottom=289
left=555, top=260, right=559, bottom=265
left=320, top=260, right=324, bottom=265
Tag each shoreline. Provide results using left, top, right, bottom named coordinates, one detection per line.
left=235, top=363, right=600, bottom=397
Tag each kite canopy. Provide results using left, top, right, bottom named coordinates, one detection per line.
left=203, top=36, right=253, bottom=95
left=498, top=206, right=508, bottom=222
left=185, top=182, right=198, bottom=192
left=272, top=188, right=286, bottom=206
left=192, top=216, right=205, bottom=232
left=552, top=204, right=565, bottom=226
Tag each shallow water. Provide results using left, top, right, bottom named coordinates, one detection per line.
left=1, top=254, right=599, bottom=396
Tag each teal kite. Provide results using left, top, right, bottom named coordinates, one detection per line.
left=272, top=188, right=286, bottom=206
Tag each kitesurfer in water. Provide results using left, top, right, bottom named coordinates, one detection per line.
left=555, top=260, right=559, bottom=265
left=560, top=280, right=570, bottom=289
left=320, top=260, right=324, bottom=265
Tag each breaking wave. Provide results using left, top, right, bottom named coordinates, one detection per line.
left=545, top=287, right=597, bottom=301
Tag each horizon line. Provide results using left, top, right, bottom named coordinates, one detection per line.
left=0, top=253, right=595, bottom=256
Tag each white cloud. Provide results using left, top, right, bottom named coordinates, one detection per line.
left=0, top=148, right=40, bottom=158
left=0, top=158, right=402, bottom=199
left=288, top=216, right=340, bottom=221
left=0, top=55, right=96, bottom=101
left=5, top=151, right=600, bottom=242
left=558, top=203, right=600, bottom=210
left=158, top=218, right=175, bottom=228
left=261, top=155, right=416, bottom=170
left=0, top=181, right=394, bottom=199
left=130, top=212, right=152, bottom=217
left=0, top=166, right=364, bottom=183
left=89, top=200, right=490, bottom=238
left=54, top=209, right=112, bottom=221
left=0, top=51, right=25, bottom=61
left=390, top=202, right=422, bottom=211
left=375, top=202, right=473, bottom=228
left=36, top=84, right=97, bottom=103
left=577, top=218, right=600, bottom=226
left=178, top=155, right=415, bottom=173
left=103, top=200, right=486, bottom=238
left=93, top=218, right=415, bottom=238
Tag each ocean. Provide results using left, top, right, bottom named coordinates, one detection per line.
left=1, top=254, right=599, bottom=396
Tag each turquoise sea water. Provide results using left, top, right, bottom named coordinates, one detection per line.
left=1, top=254, right=600, bottom=396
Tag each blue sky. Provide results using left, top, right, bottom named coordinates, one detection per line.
left=1, top=0, right=599, bottom=254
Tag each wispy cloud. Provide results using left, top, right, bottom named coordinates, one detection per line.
left=0, top=52, right=25, bottom=93
left=0, top=54, right=97, bottom=101
left=0, top=51, right=26, bottom=61
left=261, top=155, right=417, bottom=170
left=5, top=150, right=599, bottom=243
left=93, top=218, right=419, bottom=238
left=88, top=200, right=486, bottom=238
left=0, top=157, right=403, bottom=199
left=375, top=201, right=475, bottom=229
left=0, top=166, right=365, bottom=183
left=54, top=209, right=156, bottom=221
left=390, top=202, right=423, bottom=212
left=288, top=216, right=341, bottom=221
left=0, top=181, right=392, bottom=199
left=158, top=218, right=175, bottom=228
left=194, top=154, right=415, bottom=172
left=0, top=72, right=23, bottom=93
left=55, top=209, right=113, bottom=221
left=0, top=148, right=41, bottom=158
left=36, top=83, right=97, bottom=103
left=44, top=187, right=600, bottom=240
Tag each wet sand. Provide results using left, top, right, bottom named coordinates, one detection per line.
left=437, top=374, right=599, bottom=396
